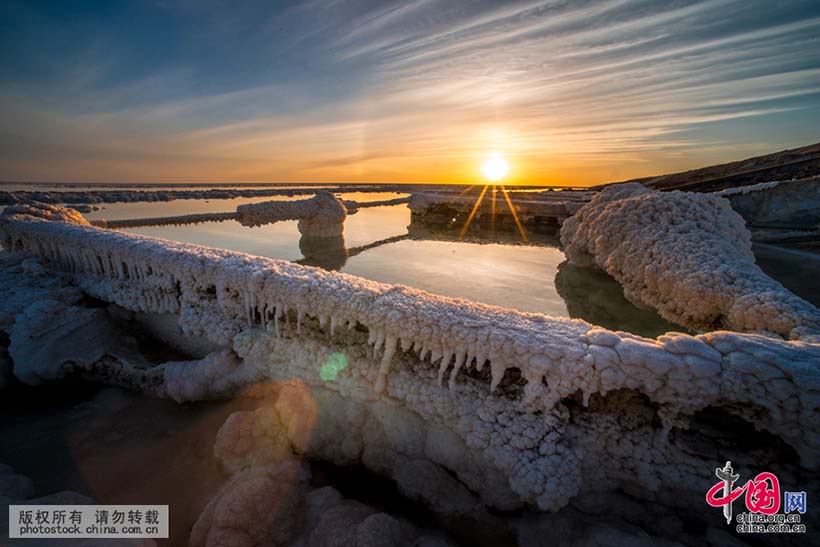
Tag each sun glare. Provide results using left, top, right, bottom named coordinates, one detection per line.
left=481, top=152, right=509, bottom=182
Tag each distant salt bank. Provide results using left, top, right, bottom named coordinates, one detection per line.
left=0, top=184, right=397, bottom=205
left=0, top=183, right=560, bottom=206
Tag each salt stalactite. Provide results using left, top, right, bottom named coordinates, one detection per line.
left=560, top=182, right=820, bottom=339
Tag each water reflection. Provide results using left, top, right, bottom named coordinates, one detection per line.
left=554, top=261, right=688, bottom=338
left=298, top=235, right=349, bottom=270
left=407, top=216, right=560, bottom=246
left=753, top=243, right=820, bottom=308
left=344, top=237, right=571, bottom=316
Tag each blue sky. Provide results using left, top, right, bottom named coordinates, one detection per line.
left=1, top=0, right=819, bottom=184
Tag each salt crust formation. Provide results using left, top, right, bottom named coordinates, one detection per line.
left=409, top=189, right=594, bottom=226
left=237, top=190, right=347, bottom=237
left=195, top=420, right=447, bottom=547
left=714, top=180, right=784, bottom=197
left=90, top=193, right=409, bottom=234
left=561, top=183, right=820, bottom=338
left=1, top=205, right=819, bottom=523
left=92, top=191, right=349, bottom=237
left=715, top=176, right=820, bottom=230
left=2, top=202, right=90, bottom=225
left=0, top=184, right=401, bottom=206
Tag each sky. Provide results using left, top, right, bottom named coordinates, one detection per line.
left=1, top=0, right=820, bottom=186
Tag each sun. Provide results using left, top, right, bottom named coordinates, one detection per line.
left=481, top=152, right=509, bottom=182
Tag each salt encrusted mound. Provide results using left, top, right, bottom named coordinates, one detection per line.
left=0, top=257, right=84, bottom=332
left=236, top=190, right=347, bottom=237
left=190, top=460, right=307, bottom=547
left=162, top=350, right=257, bottom=403
left=190, top=456, right=438, bottom=547
left=201, top=404, right=447, bottom=547
left=2, top=202, right=90, bottom=225
left=560, top=183, right=820, bottom=338
left=92, top=194, right=405, bottom=231
left=94, top=191, right=351, bottom=233
left=1, top=216, right=819, bottom=515
left=9, top=297, right=142, bottom=385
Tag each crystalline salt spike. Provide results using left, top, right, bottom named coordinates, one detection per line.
left=400, top=337, right=412, bottom=352
left=437, top=353, right=452, bottom=386
left=448, top=351, right=467, bottom=390
left=490, top=360, right=506, bottom=392
left=374, top=335, right=397, bottom=393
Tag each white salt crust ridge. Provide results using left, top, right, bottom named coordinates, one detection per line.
left=1, top=215, right=819, bottom=473
left=342, top=196, right=410, bottom=212
left=93, top=212, right=238, bottom=229
left=90, top=190, right=348, bottom=236
left=2, top=202, right=91, bottom=225
left=0, top=184, right=405, bottom=206
left=237, top=190, right=347, bottom=238
left=717, top=176, right=820, bottom=231
left=714, top=180, right=783, bottom=196
left=560, top=183, right=820, bottom=338
left=91, top=195, right=410, bottom=230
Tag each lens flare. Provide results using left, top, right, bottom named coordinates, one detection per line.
left=319, top=352, right=348, bottom=381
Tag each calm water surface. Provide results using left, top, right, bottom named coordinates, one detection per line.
left=118, top=203, right=570, bottom=316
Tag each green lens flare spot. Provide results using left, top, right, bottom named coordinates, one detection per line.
left=319, top=352, right=348, bottom=382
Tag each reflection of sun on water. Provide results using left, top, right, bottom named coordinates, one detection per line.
left=481, top=152, right=509, bottom=182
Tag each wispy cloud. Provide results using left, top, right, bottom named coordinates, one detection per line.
left=1, top=0, right=819, bottom=183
